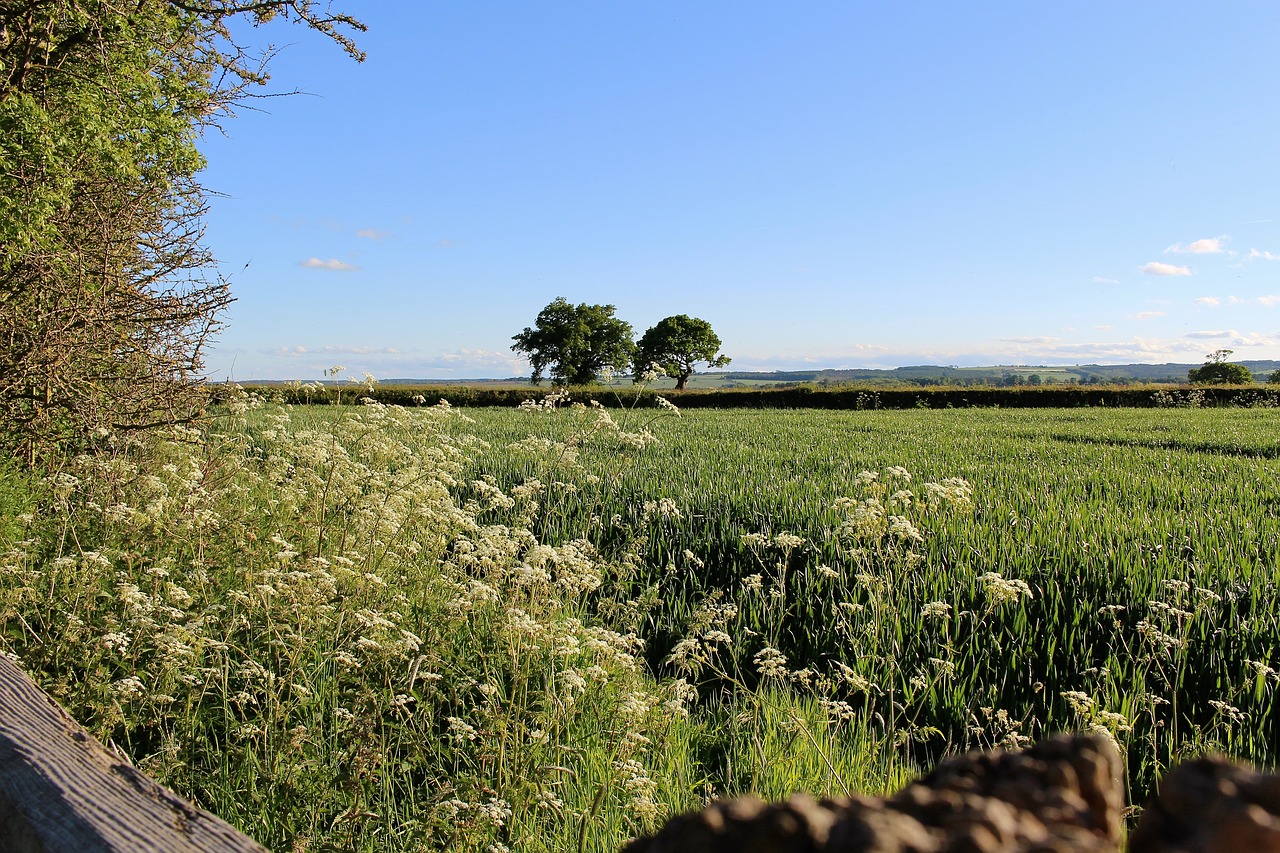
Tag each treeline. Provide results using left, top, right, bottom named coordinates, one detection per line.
left=721, top=360, right=1280, bottom=387
left=233, top=383, right=1280, bottom=410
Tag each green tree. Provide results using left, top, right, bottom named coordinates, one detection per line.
left=511, top=297, right=635, bottom=386
left=1269, top=369, right=1280, bottom=385
left=1188, top=349, right=1253, bottom=385
left=0, top=1, right=363, bottom=461
left=633, top=314, right=730, bottom=390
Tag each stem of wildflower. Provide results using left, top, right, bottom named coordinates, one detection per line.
left=577, top=777, right=609, bottom=853
left=793, top=712, right=851, bottom=797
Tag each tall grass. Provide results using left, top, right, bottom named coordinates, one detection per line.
left=454, top=405, right=1280, bottom=801
left=0, top=392, right=902, bottom=852
left=4, top=396, right=1276, bottom=849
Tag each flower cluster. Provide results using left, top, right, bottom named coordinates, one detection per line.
left=0, top=388, right=689, bottom=851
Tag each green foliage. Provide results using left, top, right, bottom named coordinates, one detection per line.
left=0, top=395, right=904, bottom=851
left=634, top=314, right=731, bottom=390
left=239, top=382, right=1280, bottom=411
left=0, top=1, right=362, bottom=461
left=462, top=405, right=1280, bottom=802
left=11, top=396, right=1280, bottom=847
left=1, top=5, right=208, bottom=455
left=1188, top=361, right=1253, bottom=385
left=0, top=454, right=37, bottom=543
left=1188, top=349, right=1253, bottom=385
left=511, top=297, right=636, bottom=386
left=1269, top=369, right=1280, bottom=385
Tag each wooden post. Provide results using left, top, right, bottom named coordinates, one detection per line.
left=0, top=655, right=267, bottom=852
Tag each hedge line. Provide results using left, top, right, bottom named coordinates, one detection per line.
left=227, top=384, right=1280, bottom=410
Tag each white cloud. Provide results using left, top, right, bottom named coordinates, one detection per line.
left=721, top=327, right=1280, bottom=373
left=322, top=345, right=401, bottom=355
left=1185, top=330, right=1236, bottom=339
left=1195, top=296, right=1221, bottom=306
left=271, top=344, right=402, bottom=358
left=1001, top=336, right=1062, bottom=344
left=1141, top=261, right=1192, bottom=276
left=300, top=257, right=359, bottom=271
left=1092, top=276, right=1120, bottom=284
left=255, top=346, right=531, bottom=380
left=1183, top=330, right=1280, bottom=348
left=1228, top=295, right=1245, bottom=305
left=1040, top=337, right=1203, bottom=359
left=728, top=344, right=892, bottom=370
left=1250, top=249, right=1279, bottom=261
left=1258, top=295, right=1280, bottom=307
left=1166, top=236, right=1228, bottom=254
left=1130, top=311, right=1166, bottom=320
left=417, top=350, right=531, bottom=377
left=736, top=336, right=1215, bottom=370
left=958, top=336, right=1207, bottom=363
left=436, top=348, right=526, bottom=365
left=356, top=228, right=392, bottom=240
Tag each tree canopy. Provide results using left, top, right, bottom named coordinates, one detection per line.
left=0, top=0, right=363, bottom=460
left=633, top=314, right=730, bottom=390
left=1187, top=349, right=1253, bottom=385
left=511, top=297, right=635, bottom=386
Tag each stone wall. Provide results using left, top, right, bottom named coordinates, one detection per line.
left=623, top=734, right=1280, bottom=853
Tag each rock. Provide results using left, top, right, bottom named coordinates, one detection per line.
left=881, top=732, right=1124, bottom=851
left=618, top=793, right=842, bottom=853
left=624, top=735, right=1280, bottom=852
left=623, top=734, right=1124, bottom=853
left=1128, top=756, right=1280, bottom=853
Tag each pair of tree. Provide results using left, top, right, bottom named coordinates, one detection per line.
left=1187, top=350, right=1253, bottom=385
left=0, top=1, right=363, bottom=461
left=511, top=297, right=730, bottom=389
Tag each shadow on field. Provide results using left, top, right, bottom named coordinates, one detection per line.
left=1047, top=433, right=1280, bottom=459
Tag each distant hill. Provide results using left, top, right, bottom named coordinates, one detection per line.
left=241, top=362, right=1280, bottom=388
left=713, top=361, right=1280, bottom=387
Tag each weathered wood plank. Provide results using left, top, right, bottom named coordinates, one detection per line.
left=0, top=654, right=267, bottom=852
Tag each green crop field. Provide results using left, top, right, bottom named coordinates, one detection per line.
left=450, top=404, right=1280, bottom=793
left=2, top=394, right=1278, bottom=851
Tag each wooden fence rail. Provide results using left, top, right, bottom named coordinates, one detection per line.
left=0, top=654, right=265, bottom=852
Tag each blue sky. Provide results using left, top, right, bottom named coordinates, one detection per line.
left=200, top=2, right=1280, bottom=381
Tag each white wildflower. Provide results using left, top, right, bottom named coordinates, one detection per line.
left=921, top=601, right=952, bottom=620
left=446, top=716, right=478, bottom=742
left=1061, top=691, right=1095, bottom=715
left=112, top=676, right=146, bottom=700
left=772, top=532, right=804, bottom=550
left=754, top=646, right=789, bottom=679
left=978, top=572, right=1033, bottom=605
left=1209, top=700, right=1246, bottom=725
